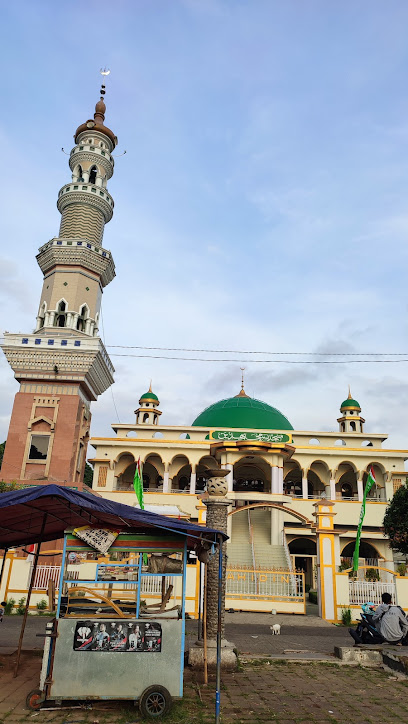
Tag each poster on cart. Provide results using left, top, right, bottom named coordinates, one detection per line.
left=73, top=621, right=162, bottom=652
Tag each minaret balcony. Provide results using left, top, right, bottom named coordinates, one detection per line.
left=36, top=238, right=115, bottom=287
left=69, top=145, right=114, bottom=179
left=57, top=183, right=114, bottom=223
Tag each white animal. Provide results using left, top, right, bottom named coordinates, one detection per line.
left=270, top=623, right=281, bottom=635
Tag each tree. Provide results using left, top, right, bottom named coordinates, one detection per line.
left=83, top=463, right=94, bottom=487
left=0, top=441, right=5, bottom=468
left=383, top=478, right=408, bottom=555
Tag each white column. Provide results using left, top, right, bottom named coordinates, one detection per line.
left=271, top=466, right=279, bottom=494
left=357, top=478, right=364, bottom=502
left=163, top=471, right=170, bottom=493
left=85, top=318, right=92, bottom=335
left=302, top=476, right=308, bottom=500
left=277, top=466, right=284, bottom=494
left=325, top=484, right=331, bottom=499
left=271, top=508, right=283, bottom=545
left=223, top=463, right=234, bottom=492
left=189, top=468, right=196, bottom=495
left=330, top=479, right=336, bottom=501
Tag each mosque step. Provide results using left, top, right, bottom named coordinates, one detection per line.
left=249, top=508, right=272, bottom=546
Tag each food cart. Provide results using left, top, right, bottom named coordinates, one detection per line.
left=27, top=528, right=195, bottom=716
left=0, top=485, right=226, bottom=719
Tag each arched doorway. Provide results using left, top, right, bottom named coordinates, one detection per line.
left=288, top=537, right=317, bottom=589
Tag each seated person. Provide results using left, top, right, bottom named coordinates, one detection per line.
left=372, top=592, right=408, bottom=645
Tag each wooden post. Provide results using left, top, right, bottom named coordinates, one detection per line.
left=14, top=515, right=47, bottom=677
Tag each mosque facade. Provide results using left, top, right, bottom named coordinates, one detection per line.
left=89, top=383, right=407, bottom=598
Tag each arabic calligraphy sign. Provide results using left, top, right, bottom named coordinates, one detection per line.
left=210, top=430, right=291, bottom=444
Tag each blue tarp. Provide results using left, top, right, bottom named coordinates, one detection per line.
left=0, top=484, right=227, bottom=549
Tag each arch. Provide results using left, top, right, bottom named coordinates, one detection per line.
left=288, top=537, right=317, bottom=555
left=341, top=540, right=383, bottom=560
left=335, top=461, right=358, bottom=499
left=114, top=450, right=136, bottom=464
left=362, top=463, right=386, bottom=499
left=142, top=413, right=149, bottom=423
left=76, top=303, right=89, bottom=332
left=153, top=431, right=163, bottom=439
left=309, top=438, right=320, bottom=445
left=169, top=455, right=191, bottom=487
left=233, top=455, right=270, bottom=494
left=361, top=440, right=373, bottom=447
left=228, top=502, right=313, bottom=526
left=143, top=458, right=164, bottom=489
left=89, top=165, right=98, bottom=184
left=38, top=301, right=47, bottom=329
left=126, top=431, right=138, bottom=438
left=350, top=421, right=356, bottom=431
left=283, top=460, right=302, bottom=496
left=55, top=298, right=68, bottom=328
left=335, top=439, right=346, bottom=446
left=75, top=164, right=84, bottom=182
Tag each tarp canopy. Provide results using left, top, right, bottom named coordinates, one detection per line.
left=0, top=484, right=227, bottom=550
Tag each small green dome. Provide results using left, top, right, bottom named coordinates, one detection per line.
left=139, top=386, right=159, bottom=403
left=192, top=394, right=293, bottom=430
left=340, top=397, right=360, bottom=410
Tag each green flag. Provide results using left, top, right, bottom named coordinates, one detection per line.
left=352, top=467, right=376, bottom=572
left=133, top=457, right=144, bottom=510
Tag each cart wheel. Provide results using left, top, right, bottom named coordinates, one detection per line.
left=26, top=689, right=45, bottom=711
left=139, top=685, right=172, bottom=718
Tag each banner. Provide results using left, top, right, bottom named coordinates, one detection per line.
left=133, top=457, right=144, bottom=510
left=352, top=467, right=376, bottom=572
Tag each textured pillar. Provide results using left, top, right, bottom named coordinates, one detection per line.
left=205, top=497, right=229, bottom=640
left=330, top=479, right=336, bottom=501
left=190, top=469, right=196, bottom=495
left=302, top=476, right=308, bottom=499
left=163, top=470, right=170, bottom=493
left=325, top=484, right=331, bottom=499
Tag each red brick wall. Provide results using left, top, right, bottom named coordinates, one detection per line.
left=1, top=386, right=91, bottom=485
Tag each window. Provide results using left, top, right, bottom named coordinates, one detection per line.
left=142, top=413, right=149, bottom=423
left=89, top=165, right=98, bottom=184
left=350, top=421, right=356, bottom=431
left=77, top=164, right=84, bottom=182
left=76, top=305, right=89, bottom=332
left=29, top=435, right=49, bottom=460
left=55, top=300, right=66, bottom=328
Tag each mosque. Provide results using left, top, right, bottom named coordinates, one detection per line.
left=1, top=84, right=407, bottom=617
left=89, top=380, right=407, bottom=598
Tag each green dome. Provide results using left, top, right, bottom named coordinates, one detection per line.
left=140, top=391, right=158, bottom=402
left=340, top=398, right=360, bottom=409
left=192, top=395, right=293, bottom=430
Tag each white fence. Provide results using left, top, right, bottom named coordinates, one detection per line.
left=226, top=569, right=304, bottom=600
left=348, top=580, right=396, bottom=605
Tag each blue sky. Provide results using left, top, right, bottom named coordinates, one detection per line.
left=1, top=0, right=408, bottom=451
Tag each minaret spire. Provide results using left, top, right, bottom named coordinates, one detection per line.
left=235, top=367, right=249, bottom=398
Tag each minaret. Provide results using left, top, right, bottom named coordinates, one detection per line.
left=0, top=80, right=117, bottom=487
left=134, top=384, right=162, bottom=425
left=337, top=388, right=365, bottom=433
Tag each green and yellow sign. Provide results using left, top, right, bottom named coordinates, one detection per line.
left=210, top=430, right=291, bottom=444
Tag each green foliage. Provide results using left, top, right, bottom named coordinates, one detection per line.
left=308, top=590, right=318, bottom=604
left=4, top=598, right=15, bottom=614
left=383, top=478, right=408, bottom=555
left=341, top=607, right=352, bottom=625
left=36, top=599, right=47, bottom=611
left=16, top=597, right=26, bottom=615
left=339, top=558, right=352, bottom=572
left=0, top=480, right=19, bottom=493
left=83, top=463, right=94, bottom=487
left=397, top=563, right=407, bottom=577
left=0, top=441, right=5, bottom=468
left=365, top=568, right=380, bottom=581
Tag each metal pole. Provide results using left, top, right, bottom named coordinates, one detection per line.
left=197, top=561, right=202, bottom=641
left=14, top=515, right=47, bottom=678
left=215, top=534, right=223, bottom=724
left=0, top=547, right=9, bottom=591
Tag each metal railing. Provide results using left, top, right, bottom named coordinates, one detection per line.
left=349, top=580, right=396, bottom=605
left=226, top=568, right=304, bottom=600
left=282, top=531, right=294, bottom=572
